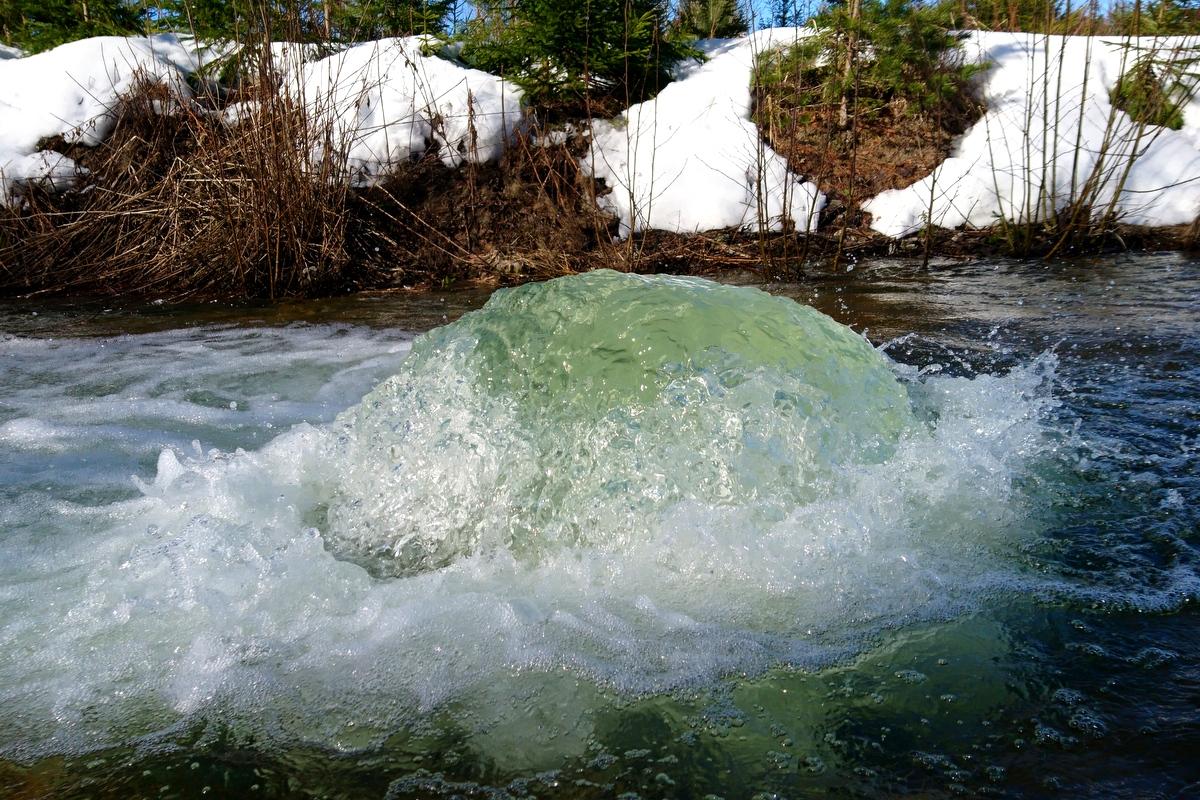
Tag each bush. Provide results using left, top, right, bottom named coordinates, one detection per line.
left=329, top=0, right=454, bottom=39
left=758, top=0, right=982, bottom=125
left=1, top=0, right=145, bottom=53
left=676, top=0, right=748, bottom=39
left=1107, top=0, right=1200, bottom=36
left=0, top=71, right=617, bottom=299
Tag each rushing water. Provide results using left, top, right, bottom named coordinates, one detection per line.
left=0, top=256, right=1196, bottom=798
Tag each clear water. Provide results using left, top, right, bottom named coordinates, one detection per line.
left=0, top=256, right=1196, bottom=798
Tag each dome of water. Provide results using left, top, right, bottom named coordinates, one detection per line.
left=324, top=270, right=914, bottom=575
left=0, top=273, right=1059, bottom=762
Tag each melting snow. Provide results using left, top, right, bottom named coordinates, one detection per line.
left=271, top=38, right=522, bottom=185
left=3, top=29, right=1200, bottom=234
left=0, top=35, right=202, bottom=205
left=863, top=32, right=1200, bottom=236
left=585, top=29, right=825, bottom=237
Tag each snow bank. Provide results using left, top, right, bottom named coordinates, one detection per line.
left=0, top=35, right=201, bottom=205
left=585, top=29, right=824, bottom=237
left=864, top=32, right=1200, bottom=236
left=10, top=30, right=1200, bottom=237
left=0, top=44, right=25, bottom=60
left=269, top=38, right=522, bottom=185
left=0, top=35, right=521, bottom=202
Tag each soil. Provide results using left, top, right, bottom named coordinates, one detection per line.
left=753, top=95, right=980, bottom=231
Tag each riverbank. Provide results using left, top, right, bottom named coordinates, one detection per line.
left=3, top=30, right=1200, bottom=299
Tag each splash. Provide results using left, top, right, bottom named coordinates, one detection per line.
left=0, top=274, right=1060, bottom=760
left=325, top=270, right=914, bottom=575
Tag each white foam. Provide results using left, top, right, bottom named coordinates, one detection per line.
left=0, top=287, right=1067, bottom=763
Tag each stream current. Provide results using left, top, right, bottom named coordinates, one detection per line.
left=0, top=256, right=1197, bottom=798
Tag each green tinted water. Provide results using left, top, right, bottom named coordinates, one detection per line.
left=0, top=256, right=1196, bottom=798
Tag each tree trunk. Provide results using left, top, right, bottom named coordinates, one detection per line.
left=838, top=0, right=861, bottom=130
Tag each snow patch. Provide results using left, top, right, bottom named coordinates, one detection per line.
left=0, top=35, right=202, bottom=205
left=585, top=28, right=824, bottom=237
left=8, top=30, right=1200, bottom=236
left=271, top=38, right=522, bottom=185
left=864, top=32, right=1200, bottom=236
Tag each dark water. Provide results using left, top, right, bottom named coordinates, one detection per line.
left=0, top=254, right=1197, bottom=799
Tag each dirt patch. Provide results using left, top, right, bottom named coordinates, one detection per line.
left=346, top=132, right=617, bottom=290
left=764, top=105, right=964, bottom=225
left=753, top=60, right=984, bottom=231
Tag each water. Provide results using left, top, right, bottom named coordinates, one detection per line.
left=0, top=256, right=1197, bottom=798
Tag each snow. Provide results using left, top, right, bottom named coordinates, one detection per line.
left=0, top=35, right=201, bottom=205
left=0, top=44, right=25, bottom=60
left=0, top=35, right=520, bottom=205
left=269, top=38, right=523, bottom=185
left=863, top=32, right=1200, bottom=236
left=6, top=30, right=1200, bottom=237
left=585, top=28, right=824, bottom=237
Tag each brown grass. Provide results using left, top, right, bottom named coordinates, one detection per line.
left=3, top=51, right=1183, bottom=301
left=0, top=72, right=621, bottom=300
left=347, top=127, right=618, bottom=289
left=0, top=78, right=367, bottom=299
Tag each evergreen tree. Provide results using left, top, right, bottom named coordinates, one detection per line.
left=329, top=0, right=454, bottom=39
left=1, top=0, right=145, bottom=52
left=932, top=0, right=1093, bottom=33
left=155, top=0, right=454, bottom=42
left=157, top=1, right=327, bottom=41
left=1108, top=0, right=1200, bottom=34
left=676, top=0, right=748, bottom=39
left=761, top=0, right=982, bottom=124
left=460, top=0, right=693, bottom=108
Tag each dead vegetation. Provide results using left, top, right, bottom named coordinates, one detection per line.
left=0, top=78, right=361, bottom=299
left=0, top=73, right=626, bottom=300
left=0, top=68, right=914, bottom=302
left=3, top=39, right=1197, bottom=301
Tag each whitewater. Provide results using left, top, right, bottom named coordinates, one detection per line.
left=0, top=273, right=1066, bottom=766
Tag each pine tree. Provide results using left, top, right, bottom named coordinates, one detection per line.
left=329, top=0, right=454, bottom=39
left=676, top=0, right=748, bottom=39
left=460, top=0, right=692, bottom=108
left=1, top=0, right=145, bottom=52
left=765, top=0, right=982, bottom=125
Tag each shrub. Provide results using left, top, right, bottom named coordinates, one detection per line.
left=329, top=0, right=454, bottom=39
left=0, top=77, right=362, bottom=298
left=676, top=0, right=749, bottom=39
left=1, top=0, right=145, bottom=53
left=1107, top=0, right=1200, bottom=36
left=758, top=0, right=983, bottom=126
left=0, top=72, right=614, bottom=299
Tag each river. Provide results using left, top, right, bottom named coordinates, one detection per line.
left=0, top=254, right=1196, bottom=798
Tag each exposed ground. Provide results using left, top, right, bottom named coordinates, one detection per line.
left=2, top=72, right=1197, bottom=302
left=751, top=62, right=982, bottom=232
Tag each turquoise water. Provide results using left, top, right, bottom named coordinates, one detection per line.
left=0, top=257, right=1196, bottom=798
